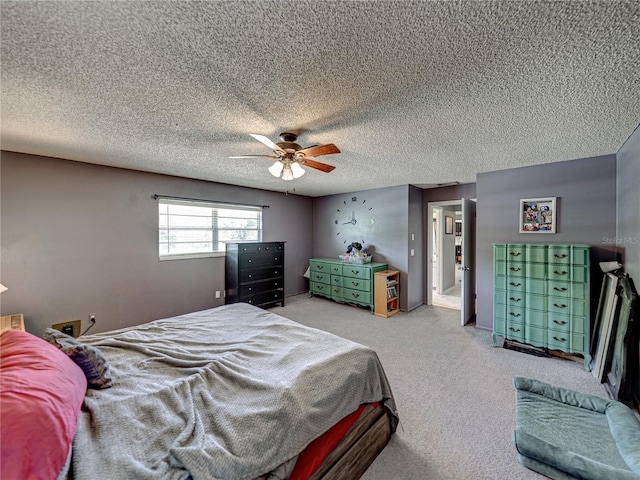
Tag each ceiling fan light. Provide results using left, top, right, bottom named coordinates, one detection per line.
left=290, top=162, right=305, bottom=178
left=268, top=161, right=283, bottom=177
left=281, top=164, right=294, bottom=181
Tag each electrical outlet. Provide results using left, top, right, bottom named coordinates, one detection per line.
left=89, top=314, right=96, bottom=322
left=215, top=290, right=221, bottom=299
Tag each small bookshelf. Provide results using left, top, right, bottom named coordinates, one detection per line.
left=374, top=270, right=400, bottom=318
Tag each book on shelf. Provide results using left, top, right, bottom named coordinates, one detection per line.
left=386, top=286, right=397, bottom=299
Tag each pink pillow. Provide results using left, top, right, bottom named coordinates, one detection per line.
left=1, top=330, right=87, bottom=479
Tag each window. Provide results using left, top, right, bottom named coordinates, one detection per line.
left=158, top=199, right=262, bottom=260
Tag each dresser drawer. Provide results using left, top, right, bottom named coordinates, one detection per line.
left=548, top=281, right=570, bottom=297
left=329, top=264, right=343, bottom=275
left=243, top=289, right=284, bottom=307
left=311, top=272, right=330, bottom=284
left=547, top=314, right=571, bottom=334
left=505, top=263, right=525, bottom=277
left=237, top=242, right=284, bottom=254
left=504, top=245, right=525, bottom=260
left=548, top=315, right=586, bottom=335
left=342, top=287, right=371, bottom=305
left=239, top=278, right=283, bottom=297
left=548, top=265, right=588, bottom=283
left=343, top=278, right=371, bottom=292
left=240, top=266, right=283, bottom=283
left=504, top=305, right=525, bottom=322
left=330, top=286, right=343, bottom=300
left=310, top=260, right=332, bottom=273
left=311, top=281, right=331, bottom=296
left=505, top=320, right=525, bottom=343
left=506, top=291, right=525, bottom=307
left=548, top=298, right=586, bottom=317
left=547, top=331, right=585, bottom=353
left=496, top=275, right=526, bottom=292
left=548, top=245, right=571, bottom=264
left=240, top=252, right=283, bottom=269
left=342, top=265, right=371, bottom=280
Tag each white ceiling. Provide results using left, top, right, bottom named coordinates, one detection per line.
left=1, top=1, right=639, bottom=197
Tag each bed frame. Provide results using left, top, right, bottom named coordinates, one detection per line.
left=312, top=403, right=392, bottom=480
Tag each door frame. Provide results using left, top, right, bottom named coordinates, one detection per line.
left=427, top=200, right=462, bottom=306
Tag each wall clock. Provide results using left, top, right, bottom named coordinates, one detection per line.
left=334, top=196, right=375, bottom=244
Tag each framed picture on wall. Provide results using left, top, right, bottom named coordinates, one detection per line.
left=519, top=197, right=556, bottom=233
left=445, top=216, right=453, bottom=234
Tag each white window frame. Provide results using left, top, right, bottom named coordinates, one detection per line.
left=158, top=198, right=262, bottom=260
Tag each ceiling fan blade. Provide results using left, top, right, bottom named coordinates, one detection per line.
left=297, top=143, right=340, bottom=158
left=301, top=158, right=336, bottom=173
left=249, top=134, right=282, bottom=152
left=229, top=154, right=279, bottom=159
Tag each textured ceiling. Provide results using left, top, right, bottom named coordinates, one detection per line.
left=1, top=1, right=639, bottom=196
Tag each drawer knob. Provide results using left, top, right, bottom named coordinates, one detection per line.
left=352, top=282, right=360, bottom=287
left=554, top=270, right=567, bottom=275
left=553, top=303, right=567, bottom=309
left=509, top=312, right=521, bottom=317
left=509, top=252, right=521, bottom=257
left=248, top=274, right=252, bottom=278
left=351, top=293, right=360, bottom=298
left=554, top=287, right=568, bottom=292
left=318, top=265, right=324, bottom=270
left=553, top=336, right=567, bottom=342
left=509, top=297, right=521, bottom=302
left=553, top=319, right=567, bottom=326
left=509, top=327, right=521, bottom=332
left=248, top=287, right=252, bottom=291
left=351, top=270, right=360, bottom=275
left=248, top=259, right=252, bottom=263
left=554, top=254, right=568, bottom=258
left=509, top=282, right=521, bottom=287
left=509, top=267, right=521, bottom=272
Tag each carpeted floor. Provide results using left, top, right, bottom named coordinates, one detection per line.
left=270, top=294, right=609, bottom=480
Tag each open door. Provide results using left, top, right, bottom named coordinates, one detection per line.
left=460, top=198, right=476, bottom=325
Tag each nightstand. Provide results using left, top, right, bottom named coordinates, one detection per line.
left=0, top=314, right=25, bottom=332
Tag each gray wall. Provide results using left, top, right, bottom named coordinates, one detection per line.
left=407, top=185, right=424, bottom=311
left=312, top=185, right=417, bottom=311
left=475, top=154, right=618, bottom=330
left=616, top=124, right=640, bottom=288
left=0, top=151, right=313, bottom=336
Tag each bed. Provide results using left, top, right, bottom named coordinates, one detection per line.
left=0, top=303, right=398, bottom=480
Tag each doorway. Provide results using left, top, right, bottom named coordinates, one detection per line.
left=427, top=198, right=476, bottom=325
left=430, top=203, right=462, bottom=310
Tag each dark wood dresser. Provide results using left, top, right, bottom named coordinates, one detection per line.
left=225, top=242, right=285, bottom=308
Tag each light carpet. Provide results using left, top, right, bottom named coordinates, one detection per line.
left=270, top=294, right=609, bottom=480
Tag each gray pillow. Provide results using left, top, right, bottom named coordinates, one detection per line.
left=43, top=328, right=113, bottom=389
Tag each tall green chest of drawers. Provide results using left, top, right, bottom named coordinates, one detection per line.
left=308, top=258, right=388, bottom=312
left=492, top=243, right=591, bottom=370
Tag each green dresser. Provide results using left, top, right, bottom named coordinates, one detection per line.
left=492, top=243, right=591, bottom=370
left=309, top=258, right=388, bottom=312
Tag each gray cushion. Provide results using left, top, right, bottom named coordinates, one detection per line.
left=513, top=376, right=640, bottom=480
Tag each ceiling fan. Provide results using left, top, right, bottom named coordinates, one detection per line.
left=230, top=131, right=339, bottom=181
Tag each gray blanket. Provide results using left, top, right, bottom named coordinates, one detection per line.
left=72, top=303, right=397, bottom=480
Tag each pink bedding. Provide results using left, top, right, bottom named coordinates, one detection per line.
left=0, top=330, right=87, bottom=479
